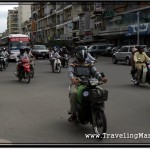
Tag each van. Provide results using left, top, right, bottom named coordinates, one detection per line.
left=88, top=44, right=113, bottom=57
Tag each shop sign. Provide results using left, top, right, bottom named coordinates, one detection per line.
left=127, top=23, right=150, bottom=36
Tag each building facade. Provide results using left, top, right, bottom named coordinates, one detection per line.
left=7, top=7, right=19, bottom=34
left=18, top=2, right=32, bottom=34
left=18, top=2, right=150, bottom=47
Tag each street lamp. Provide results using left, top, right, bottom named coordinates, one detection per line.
left=137, top=11, right=140, bottom=45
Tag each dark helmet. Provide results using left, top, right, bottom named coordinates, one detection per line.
left=75, top=46, right=87, bottom=62
left=137, top=45, right=145, bottom=53
left=20, top=47, right=25, bottom=54
left=25, top=47, right=31, bottom=53
left=75, top=45, right=87, bottom=51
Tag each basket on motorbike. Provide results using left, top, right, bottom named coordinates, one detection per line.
left=89, top=87, right=108, bottom=103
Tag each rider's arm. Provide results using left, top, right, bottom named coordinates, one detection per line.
left=91, top=65, right=107, bottom=83
left=143, top=52, right=150, bottom=62
left=87, top=53, right=95, bottom=61
left=133, top=52, right=139, bottom=63
left=68, top=64, right=79, bottom=85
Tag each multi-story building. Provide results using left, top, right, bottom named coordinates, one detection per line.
left=7, top=7, right=19, bottom=34
left=29, top=2, right=104, bottom=46
left=21, top=2, right=150, bottom=47
left=18, top=2, right=32, bottom=34
left=100, top=2, right=150, bottom=46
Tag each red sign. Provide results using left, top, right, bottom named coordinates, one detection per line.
left=10, top=37, right=29, bottom=42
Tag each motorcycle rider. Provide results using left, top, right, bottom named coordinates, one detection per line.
left=0, top=48, right=5, bottom=68
left=15, top=47, right=29, bottom=76
left=130, top=47, right=138, bottom=81
left=68, top=46, right=107, bottom=122
left=25, top=47, right=35, bottom=69
left=51, top=48, right=62, bottom=69
left=134, top=46, right=150, bottom=82
left=59, top=46, right=68, bottom=67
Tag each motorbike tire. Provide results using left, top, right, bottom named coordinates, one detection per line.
left=18, top=75, right=22, bottom=81
left=0, top=63, right=3, bottom=71
left=57, top=65, right=61, bottom=73
left=92, top=110, right=107, bottom=140
left=25, top=72, right=31, bottom=84
left=30, top=67, right=34, bottom=78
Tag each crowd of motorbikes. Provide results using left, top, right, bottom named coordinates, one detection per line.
left=1, top=44, right=150, bottom=140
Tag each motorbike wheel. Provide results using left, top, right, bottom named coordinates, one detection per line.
left=25, top=72, right=31, bottom=84
left=30, top=67, right=34, bottom=78
left=92, top=111, right=107, bottom=140
left=18, top=74, right=22, bottom=81
left=57, top=65, right=61, bottom=73
left=0, top=63, right=3, bottom=71
left=65, top=60, right=69, bottom=68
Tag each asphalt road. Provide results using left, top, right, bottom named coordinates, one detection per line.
left=0, top=57, right=150, bottom=145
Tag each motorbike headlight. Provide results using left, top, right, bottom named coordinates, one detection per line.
left=83, top=91, right=89, bottom=97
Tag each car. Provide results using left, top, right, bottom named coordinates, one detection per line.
left=112, top=45, right=149, bottom=65
left=88, top=44, right=113, bottom=57
left=31, top=45, right=49, bottom=59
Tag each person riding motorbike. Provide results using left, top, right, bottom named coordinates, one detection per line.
left=130, top=47, right=138, bottom=81
left=59, top=46, right=68, bottom=67
left=134, top=46, right=150, bottom=83
left=0, top=48, right=6, bottom=68
left=68, top=46, right=107, bottom=122
left=51, top=48, right=62, bottom=69
left=15, top=47, right=29, bottom=76
left=25, top=47, right=35, bottom=69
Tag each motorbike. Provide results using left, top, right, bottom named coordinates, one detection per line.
left=16, top=57, right=31, bottom=84
left=62, top=54, right=69, bottom=68
left=131, top=61, right=150, bottom=86
left=51, top=57, right=61, bottom=73
left=68, top=76, right=108, bottom=139
left=0, top=54, right=5, bottom=71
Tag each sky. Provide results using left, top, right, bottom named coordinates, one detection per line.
left=0, top=2, right=18, bottom=33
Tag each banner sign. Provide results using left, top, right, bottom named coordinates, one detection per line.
left=10, top=37, right=29, bottom=42
left=127, top=23, right=150, bottom=36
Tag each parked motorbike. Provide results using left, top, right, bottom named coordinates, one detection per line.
left=68, top=76, right=108, bottom=139
left=52, top=57, right=61, bottom=73
left=16, top=57, right=31, bottom=84
left=131, top=61, right=150, bottom=86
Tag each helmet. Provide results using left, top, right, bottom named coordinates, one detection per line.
left=75, top=46, right=87, bottom=52
left=25, top=47, right=31, bottom=53
left=132, top=47, right=138, bottom=53
left=75, top=46, right=87, bottom=62
left=20, top=47, right=25, bottom=54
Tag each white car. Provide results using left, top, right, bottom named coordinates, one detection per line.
left=31, top=45, right=49, bottom=59
left=9, top=50, right=20, bottom=61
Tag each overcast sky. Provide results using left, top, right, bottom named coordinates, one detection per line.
left=0, top=3, right=18, bottom=33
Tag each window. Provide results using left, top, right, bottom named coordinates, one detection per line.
left=123, top=47, right=129, bottom=52
left=93, top=46, right=96, bottom=49
left=119, top=47, right=124, bottom=52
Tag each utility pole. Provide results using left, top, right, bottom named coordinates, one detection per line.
left=137, top=11, right=139, bottom=45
